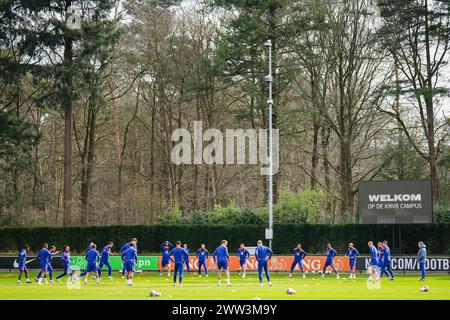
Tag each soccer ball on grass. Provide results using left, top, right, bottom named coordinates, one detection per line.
left=150, top=290, right=162, bottom=297
left=286, top=288, right=297, bottom=295
left=420, top=285, right=429, bottom=292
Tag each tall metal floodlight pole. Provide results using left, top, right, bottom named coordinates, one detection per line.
left=264, top=39, right=273, bottom=249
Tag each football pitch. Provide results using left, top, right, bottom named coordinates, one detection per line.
left=0, top=272, right=449, bottom=300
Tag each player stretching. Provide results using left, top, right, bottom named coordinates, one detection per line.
left=17, top=245, right=31, bottom=284
left=380, top=241, right=394, bottom=280
left=236, top=243, right=250, bottom=278
left=160, top=241, right=173, bottom=277
left=255, top=240, right=273, bottom=286
left=56, top=246, right=74, bottom=282
left=213, top=240, right=232, bottom=287
left=120, top=238, right=138, bottom=278
left=99, top=242, right=114, bottom=280
left=196, top=244, right=209, bottom=277
left=417, top=241, right=427, bottom=281
left=183, top=244, right=190, bottom=273
left=85, top=244, right=100, bottom=284
left=36, top=243, right=50, bottom=285
left=367, top=241, right=379, bottom=282
left=169, top=241, right=189, bottom=287
left=122, top=242, right=138, bottom=286
left=345, top=243, right=359, bottom=279
left=289, top=243, right=307, bottom=279
left=321, top=243, right=339, bottom=278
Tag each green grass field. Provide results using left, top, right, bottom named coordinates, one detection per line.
left=0, top=272, right=449, bottom=300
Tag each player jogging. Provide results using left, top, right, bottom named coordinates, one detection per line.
left=255, top=240, right=273, bottom=286
left=78, top=242, right=95, bottom=279
left=367, top=241, right=379, bottom=282
left=417, top=241, right=427, bottom=281
left=345, top=243, right=359, bottom=279
left=84, top=244, right=100, bottom=284
left=56, top=246, right=74, bottom=282
left=380, top=241, right=394, bottom=280
left=36, top=243, right=50, bottom=285
left=376, top=242, right=384, bottom=276
left=321, top=243, right=339, bottom=278
left=289, top=243, right=307, bottom=279
left=169, top=241, right=189, bottom=286
left=236, top=243, right=250, bottom=278
left=122, top=242, right=138, bottom=286
left=17, top=245, right=31, bottom=284
left=160, top=241, right=173, bottom=277
left=120, top=238, right=138, bottom=278
left=213, top=240, right=232, bottom=287
left=196, top=244, right=209, bottom=277
left=99, top=242, right=114, bottom=280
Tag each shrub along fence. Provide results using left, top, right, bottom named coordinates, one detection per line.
left=0, top=224, right=448, bottom=255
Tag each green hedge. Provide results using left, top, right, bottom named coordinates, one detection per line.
left=0, top=224, right=448, bottom=255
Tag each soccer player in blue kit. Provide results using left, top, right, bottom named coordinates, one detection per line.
left=377, top=241, right=384, bottom=278
left=213, top=240, right=232, bottom=287
left=345, top=243, right=359, bottom=279
left=122, top=242, right=138, bottom=286
left=417, top=241, right=427, bottom=281
left=56, top=246, right=74, bottom=282
left=120, top=238, right=138, bottom=278
left=255, top=240, right=273, bottom=286
left=36, top=243, right=50, bottom=285
left=17, top=245, right=31, bottom=284
left=46, top=245, right=59, bottom=283
left=380, top=240, right=394, bottom=280
left=367, top=241, right=379, bottom=282
left=160, top=241, right=173, bottom=277
left=183, top=243, right=190, bottom=273
left=289, top=243, right=307, bottom=279
left=99, top=242, right=114, bottom=280
left=169, top=241, right=189, bottom=286
left=196, top=244, right=209, bottom=277
left=236, top=243, right=250, bottom=278
left=84, top=244, right=100, bottom=284
left=321, top=243, right=339, bottom=278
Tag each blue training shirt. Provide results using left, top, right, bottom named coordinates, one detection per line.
left=377, top=247, right=384, bottom=264
left=101, top=246, right=111, bottom=262
left=196, top=249, right=209, bottom=262
left=38, top=248, right=50, bottom=264
left=369, top=245, right=378, bottom=264
left=86, top=249, right=100, bottom=264
left=293, top=248, right=307, bottom=261
left=17, top=249, right=27, bottom=265
left=122, top=247, right=137, bottom=262
left=169, top=247, right=189, bottom=264
left=47, top=252, right=56, bottom=264
left=255, top=245, right=273, bottom=261
left=383, top=247, right=391, bottom=263
left=61, top=252, right=71, bottom=266
left=237, top=248, right=250, bottom=261
left=346, top=247, right=359, bottom=260
left=213, top=246, right=229, bottom=262
left=326, top=247, right=337, bottom=260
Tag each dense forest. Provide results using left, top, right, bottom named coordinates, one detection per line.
left=0, top=0, right=449, bottom=227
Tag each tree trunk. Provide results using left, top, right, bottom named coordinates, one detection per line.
left=80, top=105, right=96, bottom=226
left=310, top=69, right=319, bottom=190
left=63, top=0, right=74, bottom=226
left=424, top=1, right=438, bottom=202
left=321, top=126, right=332, bottom=213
